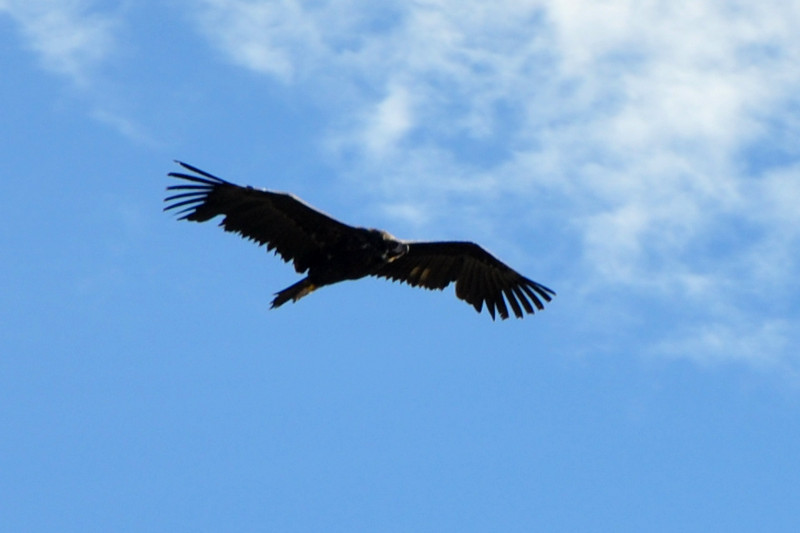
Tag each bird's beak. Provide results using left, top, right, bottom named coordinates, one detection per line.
left=387, top=242, right=409, bottom=261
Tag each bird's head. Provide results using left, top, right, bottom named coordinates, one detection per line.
left=369, top=229, right=409, bottom=262
left=385, top=239, right=409, bottom=262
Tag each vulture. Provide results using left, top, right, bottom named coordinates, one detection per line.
left=164, top=161, right=555, bottom=320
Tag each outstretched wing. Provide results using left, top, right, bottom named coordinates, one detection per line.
left=375, top=241, right=555, bottom=320
left=164, top=161, right=355, bottom=273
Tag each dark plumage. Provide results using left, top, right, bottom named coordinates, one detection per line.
left=164, top=161, right=555, bottom=320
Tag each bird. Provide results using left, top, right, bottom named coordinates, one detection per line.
left=164, top=161, right=555, bottom=320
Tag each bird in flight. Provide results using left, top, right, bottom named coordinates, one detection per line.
left=164, top=161, right=555, bottom=320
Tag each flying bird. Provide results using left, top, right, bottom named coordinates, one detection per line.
left=164, top=161, right=555, bottom=320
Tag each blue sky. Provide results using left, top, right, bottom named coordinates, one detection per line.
left=2, top=0, right=800, bottom=530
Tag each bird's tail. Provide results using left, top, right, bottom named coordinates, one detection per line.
left=271, top=278, right=317, bottom=309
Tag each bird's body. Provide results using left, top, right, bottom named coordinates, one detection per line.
left=270, top=227, right=409, bottom=307
left=164, top=161, right=555, bottom=320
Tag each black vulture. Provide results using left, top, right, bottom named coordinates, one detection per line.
left=164, top=161, right=555, bottom=320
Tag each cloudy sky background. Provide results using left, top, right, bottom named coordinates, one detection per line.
left=3, top=0, right=800, bottom=531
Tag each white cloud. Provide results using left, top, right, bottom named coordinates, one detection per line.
left=1, top=2, right=160, bottom=144
left=195, top=0, right=308, bottom=81
left=190, top=0, right=800, bottom=369
left=90, top=108, right=158, bottom=147
left=653, top=319, right=796, bottom=371
left=359, top=82, right=414, bottom=157
left=1, top=0, right=118, bottom=85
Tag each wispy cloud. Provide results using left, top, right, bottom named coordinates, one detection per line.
left=195, top=0, right=335, bottom=82
left=1, top=1, right=160, bottom=144
left=359, top=82, right=414, bottom=157
left=654, top=319, right=796, bottom=371
left=192, top=0, right=800, bottom=369
left=1, top=0, right=118, bottom=85
left=90, top=108, right=159, bottom=148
